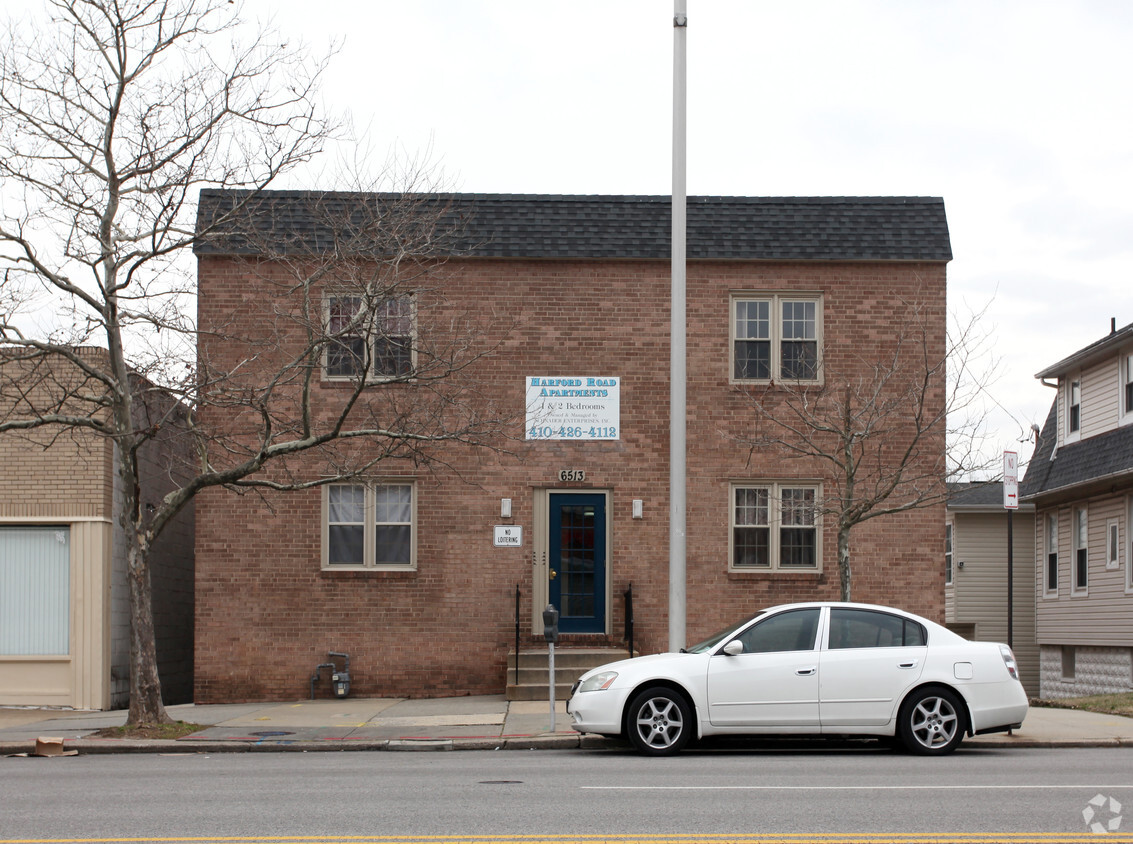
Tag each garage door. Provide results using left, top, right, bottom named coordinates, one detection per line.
left=0, top=526, right=70, bottom=655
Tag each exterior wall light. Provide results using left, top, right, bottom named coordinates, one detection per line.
left=501, top=498, right=512, bottom=519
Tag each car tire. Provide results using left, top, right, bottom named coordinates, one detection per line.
left=897, top=687, right=965, bottom=755
left=626, top=686, right=693, bottom=756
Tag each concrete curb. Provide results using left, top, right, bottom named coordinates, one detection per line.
left=5, top=735, right=1132, bottom=755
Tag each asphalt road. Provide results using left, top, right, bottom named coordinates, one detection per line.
left=2, top=745, right=1132, bottom=842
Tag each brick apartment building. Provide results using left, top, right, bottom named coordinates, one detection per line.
left=192, top=192, right=951, bottom=702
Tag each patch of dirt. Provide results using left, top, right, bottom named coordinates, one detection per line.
left=91, top=721, right=206, bottom=740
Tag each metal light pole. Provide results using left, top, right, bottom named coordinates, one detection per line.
left=669, top=0, right=688, bottom=652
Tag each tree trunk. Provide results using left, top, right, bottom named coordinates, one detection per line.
left=126, top=541, right=172, bottom=725
left=838, top=524, right=852, bottom=602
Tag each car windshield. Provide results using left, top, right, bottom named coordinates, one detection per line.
left=683, top=611, right=766, bottom=654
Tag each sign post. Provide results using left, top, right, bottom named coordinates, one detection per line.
left=1003, top=451, right=1018, bottom=649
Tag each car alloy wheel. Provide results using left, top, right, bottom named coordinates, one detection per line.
left=898, top=687, right=964, bottom=755
left=626, top=686, right=692, bottom=756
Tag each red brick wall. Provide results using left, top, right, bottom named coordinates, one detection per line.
left=194, top=255, right=946, bottom=702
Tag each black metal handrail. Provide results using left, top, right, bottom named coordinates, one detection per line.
left=514, top=584, right=521, bottom=686
left=623, top=582, right=634, bottom=658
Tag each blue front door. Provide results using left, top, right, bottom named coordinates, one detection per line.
left=548, top=493, right=606, bottom=634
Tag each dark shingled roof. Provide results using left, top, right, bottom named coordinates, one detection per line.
left=1021, top=399, right=1133, bottom=503
left=193, top=191, right=952, bottom=262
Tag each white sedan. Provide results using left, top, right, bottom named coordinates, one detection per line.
left=566, top=602, right=1027, bottom=756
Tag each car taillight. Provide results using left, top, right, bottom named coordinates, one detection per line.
left=999, top=645, right=1020, bottom=681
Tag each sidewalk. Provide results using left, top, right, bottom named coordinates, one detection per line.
left=3, top=696, right=1133, bottom=754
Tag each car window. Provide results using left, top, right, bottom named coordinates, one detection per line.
left=731, top=608, right=820, bottom=654
left=685, top=611, right=766, bottom=653
left=828, top=608, right=926, bottom=649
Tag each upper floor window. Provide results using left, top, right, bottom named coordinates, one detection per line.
left=1067, top=379, right=1082, bottom=436
left=1123, top=351, right=1133, bottom=420
left=323, top=481, right=415, bottom=570
left=731, top=483, right=820, bottom=571
left=1107, top=518, right=1120, bottom=570
left=325, top=295, right=414, bottom=380
left=732, top=295, right=822, bottom=383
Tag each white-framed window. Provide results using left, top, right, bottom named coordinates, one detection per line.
left=731, top=482, right=820, bottom=571
left=731, top=294, right=822, bottom=383
left=1066, top=378, right=1082, bottom=440
left=324, top=294, right=414, bottom=380
left=322, top=481, right=415, bottom=570
left=1122, top=350, right=1133, bottom=424
left=1127, top=497, right=1133, bottom=593
left=1045, top=512, right=1059, bottom=595
left=945, top=523, right=953, bottom=585
left=1073, top=505, right=1088, bottom=593
left=1107, top=518, right=1120, bottom=570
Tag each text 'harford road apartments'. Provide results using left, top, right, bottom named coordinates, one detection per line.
left=192, top=192, right=951, bottom=702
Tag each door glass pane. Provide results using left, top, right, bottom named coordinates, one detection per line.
left=559, top=504, right=595, bottom=617
left=734, top=608, right=819, bottom=654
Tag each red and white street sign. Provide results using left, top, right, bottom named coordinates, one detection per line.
left=1003, top=451, right=1019, bottom=510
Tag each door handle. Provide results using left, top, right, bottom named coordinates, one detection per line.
left=899, top=659, right=919, bottom=669
left=795, top=666, right=816, bottom=676
left=549, top=569, right=557, bottom=580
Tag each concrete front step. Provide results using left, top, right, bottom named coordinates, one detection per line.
left=505, top=647, right=634, bottom=701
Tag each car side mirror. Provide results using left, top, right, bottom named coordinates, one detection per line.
left=722, top=640, right=744, bottom=656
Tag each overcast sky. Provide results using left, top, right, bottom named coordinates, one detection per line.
left=266, top=0, right=1131, bottom=468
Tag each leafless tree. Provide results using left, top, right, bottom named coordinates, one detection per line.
left=0, top=1, right=509, bottom=726
left=732, top=293, right=1000, bottom=602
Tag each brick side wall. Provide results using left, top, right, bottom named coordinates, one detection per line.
left=194, top=255, right=947, bottom=702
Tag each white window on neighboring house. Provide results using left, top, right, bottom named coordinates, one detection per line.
left=323, top=482, right=415, bottom=570
left=1123, top=351, right=1133, bottom=423
left=325, top=294, right=414, bottom=380
left=731, top=483, right=820, bottom=571
left=0, top=526, right=70, bottom=655
left=732, top=295, right=822, bottom=383
left=1108, top=518, right=1120, bottom=570
left=1045, top=513, right=1059, bottom=595
left=1073, top=505, right=1088, bottom=593
left=945, top=523, right=953, bottom=585
left=1067, top=379, right=1082, bottom=438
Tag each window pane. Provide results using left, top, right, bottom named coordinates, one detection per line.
left=327, top=336, right=366, bottom=378
left=779, top=528, right=816, bottom=567
left=328, top=297, right=361, bottom=332
left=781, top=300, right=816, bottom=340
left=375, top=485, right=412, bottom=523
left=735, top=340, right=771, bottom=379
left=376, top=525, right=411, bottom=564
left=829, top=608, right=908, bottom=649
left=328, top=485, right=365, bottom=523
left=781, top=340, right=818, bottom=380
left=735, top=300, right=770, bottom=340
left=374, top=336, right=412, bottom=376
left=781, top=488, right=815, bottom=526
left=735, top=487, right=769, bottom=526
left=735, top=608, right=819, bottom=653
left=328, top=525, right=364, bottom=565
left=734, top=526, right=770, bottom=567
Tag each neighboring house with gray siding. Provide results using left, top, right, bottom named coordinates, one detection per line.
left=945, top=483, right=1037, bottom=696
left=1021, top=320, right=1133, bottom=698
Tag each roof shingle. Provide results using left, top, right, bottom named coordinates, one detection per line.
left=194, top=191, right=952, bottom=262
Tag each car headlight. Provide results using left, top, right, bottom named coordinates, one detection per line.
left=578, top=670, right=618, bottom=692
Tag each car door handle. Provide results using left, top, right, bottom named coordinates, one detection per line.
left=795, top=666, right=817, bottom=676
left=899, top=659, right=919, bottom=669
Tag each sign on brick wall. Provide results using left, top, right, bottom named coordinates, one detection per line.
left=525, top=377, right=620, bottom=441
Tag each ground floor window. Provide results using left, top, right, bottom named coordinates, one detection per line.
left=0, top=526, right=69, bottom=655
left=731, top=483, right=820, bottom=571
left=322, top=482, right=415, bottom=570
